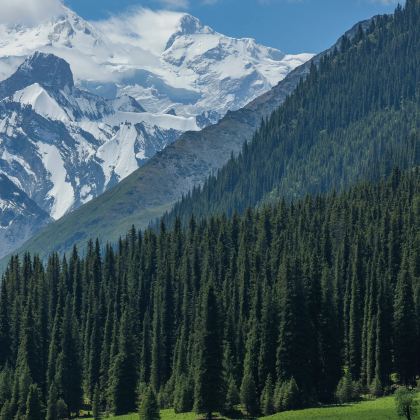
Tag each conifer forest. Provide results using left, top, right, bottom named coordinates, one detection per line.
left=0, top=1, right=419, bottom=419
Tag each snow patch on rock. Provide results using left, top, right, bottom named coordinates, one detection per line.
left=37, top=142, right=74, bottom=219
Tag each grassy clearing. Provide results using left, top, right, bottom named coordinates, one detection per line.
left=83, top=394, right=419, bottom=420
left=265, top=395, right=411, bottom=419
left=83, top=409, right=196, bottom=420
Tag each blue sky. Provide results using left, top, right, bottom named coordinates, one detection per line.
left=65, top=0, right=400, bottom=54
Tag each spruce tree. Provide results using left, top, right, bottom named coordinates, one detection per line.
left=276, top=257, right=307, bottom=392
left=55, top=296, right=83, bottom=415
left=0, top=285, right=10, bottom=368
left=46, top=383, right=58, bottom=420
left=393, top=256, right=417, bottom=385
left=93, top=385, right=102, bottom=420
left=139, top=386, right=160, bottom=420
left=193, top=285, right=225, bottom=419
left=108, top=309, right=138, bottom=415
left=348, top=240, right=363, bottom=381
left=25, top=384, right=43, bottom=420
left=260, top=374, right=274, bottom=416
left=240, top=371, right=258, bottom=416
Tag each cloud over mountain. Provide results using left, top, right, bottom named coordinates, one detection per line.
left=0, top=0, right=63, bottom=25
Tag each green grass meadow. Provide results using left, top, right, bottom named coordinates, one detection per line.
left=84, top=409, right=197, bottom=420
left=84, top=394, right=419, bottom=420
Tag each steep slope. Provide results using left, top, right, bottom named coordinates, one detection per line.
left=4, top=19, right=375, bottom=262
left=0, top=6, right=312, bottom=120
left=0, top=52, right=199, bottom=253
left=0, top=5, right=312, bottom=257
left=0, top=174, right=51, bottom=258
left=0, top=52, right=194, bottom=217
left=164, top=1, right=420, bottom=225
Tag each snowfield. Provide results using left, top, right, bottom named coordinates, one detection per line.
left=0, top=6, right=313, bottom=119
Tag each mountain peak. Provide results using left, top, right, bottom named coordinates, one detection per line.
left=178, top=14, right=209, bottom=35
left=165, top=14, right=212, bottom=50
left=0, top=52, right=74, bottom=100
left=19, top=52, right=74, bottom=89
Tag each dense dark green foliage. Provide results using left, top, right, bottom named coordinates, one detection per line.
left=0, top=168, right=419, bottom=418
left=164, top=0, right=420, bottom=227
left=139, top=387, right=160, bottom=420
left=0, top=2, right=419, bottom=418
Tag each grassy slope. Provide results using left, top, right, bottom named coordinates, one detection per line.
left=83, top=395, right=419, bottom=420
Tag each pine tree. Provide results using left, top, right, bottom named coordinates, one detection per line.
left=240, top=371, right=258, bottom=416
left=25, top=384, right=44, bottom=420
left=260, top=374, right=274, bottom=416
left=193, top=285, right=225, bottom=418
left=55, top=295, right=83, bottom=415
left=93, top=385, right=102, bottom=420
left=0, top=285, right=11, bottom=368
left=173, top=374, right=193, bottom=414
left=276, top=257, right=307, bottom=393
left=348, top=240, right=363, bottom=381
left=108, top=309, right=138, bottom=415
left=282, top=378, right=300, bottom=411
left=139, top=386, right=160, bottom=420
left=0, top=399, right=12, bottom=420
left=57, top=398, right=68, bottom=419
left=335, top=371, right=356, bottom=404
left=46, top=383, right=58, bottom=420
left=224, top=376, right=240, bottom=414
left=319, top=267, right=342, bottom=402
left=393, top=255, right=417, bottom=385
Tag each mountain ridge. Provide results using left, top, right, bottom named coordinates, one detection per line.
left=1, top=18, right=375, bottom=265
left=0, top=6, right=312, bottom=118
left=0, top=5, right=311, bottom=258
left=0, top=52, right=197, bottom=257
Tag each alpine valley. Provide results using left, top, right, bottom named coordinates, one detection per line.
left=0, top=5, right=312, bottom=258
left=0, top=1, right=419, bottom=420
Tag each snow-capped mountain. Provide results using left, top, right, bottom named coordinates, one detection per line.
left=0, top=52, right=196, bottom=225
left=0, top=6, right=312, bottom=120
left=0, top=5, right=312, bottom=258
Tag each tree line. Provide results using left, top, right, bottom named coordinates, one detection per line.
left=0, top=167, right=418, bottom=419
left=164, top=0, right=420, bottom=229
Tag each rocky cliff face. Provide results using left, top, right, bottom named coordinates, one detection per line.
left=0, top=174, right=51, bottom=258
left=0, top=53, right=195, bottom=254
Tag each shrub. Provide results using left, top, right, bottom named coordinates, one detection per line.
left=394, top=387, right=418, bottom=420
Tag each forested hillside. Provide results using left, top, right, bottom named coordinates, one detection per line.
left=165, top=0, right=420, bottom=226
left=0, top=12, right=372, bottom=268
left=0, top=2, right=419, bottom=420
left=0, top=168, right=419, bottom=418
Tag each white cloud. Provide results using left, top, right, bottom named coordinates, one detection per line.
left=94, top=8, right=186, bottom=55
left=0, top=0, right=63, bottom=25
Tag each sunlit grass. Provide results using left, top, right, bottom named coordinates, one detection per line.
left=83, top=394, right=420, bottom=420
